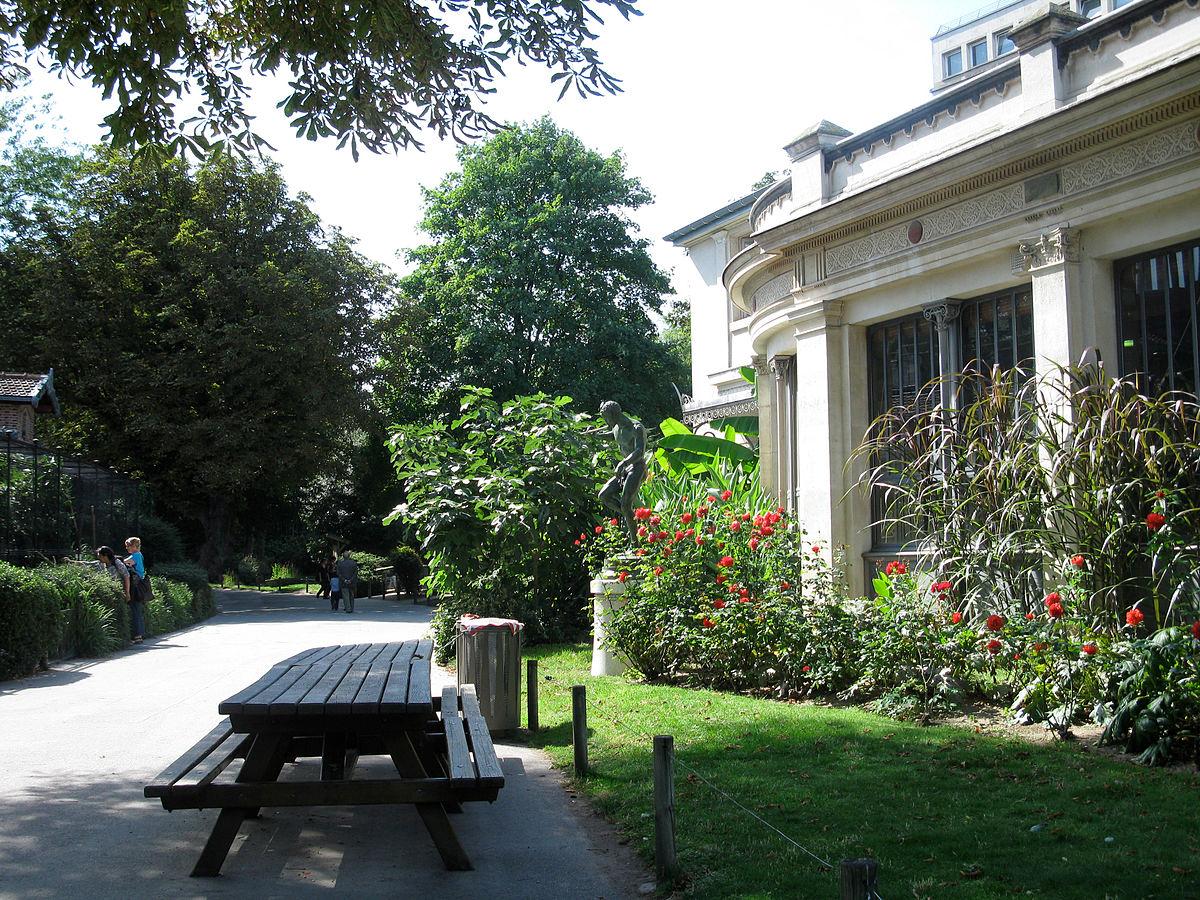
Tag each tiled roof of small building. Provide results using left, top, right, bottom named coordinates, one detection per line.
left=0, top=370, right=60, bottom=414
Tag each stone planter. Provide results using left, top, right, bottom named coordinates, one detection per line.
left=589, top=573, right=629, bottom=677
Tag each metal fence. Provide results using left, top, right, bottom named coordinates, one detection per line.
left=1, top=432, right=150, bottom=564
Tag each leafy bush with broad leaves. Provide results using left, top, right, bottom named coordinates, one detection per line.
left=348, top=551, right=387, bottom=597
left=1100, top=624, right=1200, bottom=765
left=388, top=388, right=605, bottom=663
left=38, top=564, right=126, bottom=656
left=596, top=463, right=845, bottom=691
left=235, top=554, right=266, bottom=586
left=0, top=562, right=61, bottom=679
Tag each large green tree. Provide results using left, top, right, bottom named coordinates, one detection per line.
left=380, top=117, right=684, bottom=426
left=0, top=148, right=391, bottom=570
left=0, top=1, right=640, bottom=157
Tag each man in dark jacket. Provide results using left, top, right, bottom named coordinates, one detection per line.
left=335, top=550, right=359, bottom=613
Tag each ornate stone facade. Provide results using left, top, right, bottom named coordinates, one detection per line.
left=1011, top=226, right=1081, bottom=273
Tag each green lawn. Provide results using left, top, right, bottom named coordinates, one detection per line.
left=520, top=645, right=1200, bottom=899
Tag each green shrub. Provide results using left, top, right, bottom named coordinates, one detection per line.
left=389, top=545, right=424, bottom=596
left=347, top=551, right=387, bottom=597
left=136, top=513, right=186, bottom=565
left=0, top=562, right=61, bottom=680
left=389, top=389, right=602, bottom=662
left=38, top=565, right=126, bottom=655
left=235, top=554, right=266, bottom=586
left=154, top=562, right=214, bottom=619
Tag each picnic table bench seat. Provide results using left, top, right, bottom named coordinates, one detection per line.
left=144, top=641, right=505, bottom=876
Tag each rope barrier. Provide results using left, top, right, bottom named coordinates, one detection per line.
left=582, top=690, right=836, bottom=873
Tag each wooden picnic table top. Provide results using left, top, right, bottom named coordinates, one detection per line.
left=218, top=640, right=434, bottom=731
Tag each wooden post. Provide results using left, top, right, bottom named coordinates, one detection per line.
left=839, top=858, right=879, bottom=900
left=653, top=734, right=680, bottom=883
left=571, top=684, right=587, bottom=776
left=526, top=659, right=539, bottom=731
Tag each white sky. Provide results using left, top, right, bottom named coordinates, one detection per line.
left=20, top=0, right=975, bottom=295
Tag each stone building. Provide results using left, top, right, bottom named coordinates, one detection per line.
left=666, top=0, right=1200, bottom=593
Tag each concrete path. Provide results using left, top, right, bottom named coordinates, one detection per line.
left=0, top=590, right=644, bottom=899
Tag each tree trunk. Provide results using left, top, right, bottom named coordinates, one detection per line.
left=197, top=495, right=230, bottom=579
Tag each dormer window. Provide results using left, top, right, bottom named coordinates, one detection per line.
left=968, top=38, right=988, bottom=68
left=994, top=29, right=1015, bottom=56
left=943, top=48, right=963, bottom=78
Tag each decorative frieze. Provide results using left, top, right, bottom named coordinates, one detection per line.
left=1011, top=227, right=1081, bottom=273
left=1061, top=119, right=1199, bottom=194
left=750, top=271, right=795, bottom=311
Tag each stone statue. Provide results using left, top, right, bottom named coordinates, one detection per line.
left=598, top=401, right=647, bottom=542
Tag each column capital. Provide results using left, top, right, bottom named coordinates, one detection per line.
left=750, top=354, right=771, bottom=377
left=922, top=300, right=961, bottom=332
left=1012, top=226, right=1081, bottom=274
left=769, top=355, right=795, bottom=382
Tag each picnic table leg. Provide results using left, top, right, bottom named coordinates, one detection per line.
left=322, top=732, right=348, bottom=781
left=386, top=733, right=472, bottom=871
left=414, top=730, right=463, bottom=814
left=190, top=733, right=287, bottom=877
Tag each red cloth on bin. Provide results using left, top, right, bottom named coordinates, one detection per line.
left=456, top=615, right=523, bottom=635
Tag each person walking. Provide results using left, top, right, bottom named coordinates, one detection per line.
left=98, top=546, right=141, bottom=643
left=316, top=554, right=332, bottom=600
left=335, top=550, right=358, bottom=614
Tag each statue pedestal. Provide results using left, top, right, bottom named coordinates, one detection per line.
left=589, top=573, right=629, bottom=677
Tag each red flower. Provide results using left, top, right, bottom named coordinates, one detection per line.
left=637, top=526, right=647, bottom=538
left=721, top=490, right=733, bottom=501
left=1013, top=653, right=1021, bottom=661
left=1082, top=643, right=1098, bottom=655
left=1155, top=489, right=1165, bottom=499
left=1033, top=642, right=1047, bottom=652
left=742, top=512, right=752, bottom=521
left=730, top=521, right=742, bottom=532
left=739, top=588, right=750, bottom=597
left=986, top=614, right=1005, bottom=632
left=776, top=506, right=785, bottom=515
left=1125, top=607, right=1145, bottom=627
left=695, top=536, right=705, bottom=546
left=662, top=547, right=672, bottom=557
left=594, top=525, right=604, bottom=534
left=749, top=537, right=760, bottom=551
left=573, top=539, right=580, bottom=546
left=714, top=599, right=726, bottom=609
left=1192, top=620, right=1200, bottom=640
left=801, top=665, right=811, bottom=673
left=780, top=581, right=791, bottom=590
left=1047, top=603, right=1064, bottom=619
left=634, top=507, right=652, bottom=521
left=951, top=611, right=962, bottom=624
left=707, top=495, right=717, bottom=504
left=680, top=512, right=693, bottom=525
left=760, top=525, right=775, bottom=537
left=650, top=515, right=661, bottom=526
left=617, top=571, right=628, bottom=582
left=1043, top=592, right=1061, bottom=607
left=610, top=518, right=619, bottom=526
left=727, top=584, right=737, bottom=594
left=635, top=549, right=646, bottom=557
left=716, top=574, right=727, bottom=584
left=702, top=617, right=715, bottom=629
left=685, top=528, right=695, bottom=537
left=884, top=560, right=908, bottom=576
left=1070, top=554, right=1085, bottom=568
left=1025, top=612, right=1035, bottom=621
left=697, top=506, right=709, bottom=518
left=675, top=530, right=684, bottom=541
left=738, top=596, right=751, bottom=604
left=811, top=545, right=820, bottom=554
left=719, top=555, right=734, bottom=567
left=986, top=639, right=1002, bottom=655
left=1146, top=512, right=1166, bottom=532
left=653, top=566, right=663, bottom=576
left=579, top=532, right=587, bottom=541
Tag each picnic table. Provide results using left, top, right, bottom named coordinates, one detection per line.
left=145, top=640, right=504, bottom=876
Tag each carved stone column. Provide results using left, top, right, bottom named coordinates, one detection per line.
left=770, top=356, right=797, bottom=513
left=1012, top=226, right=1086, bottom=378
left=751, top=354, right=776, bottom=501
left=923, top=300, right=961, bottom=412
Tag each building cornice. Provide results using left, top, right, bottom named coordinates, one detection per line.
left=754, top=59, right=1200, bottom=259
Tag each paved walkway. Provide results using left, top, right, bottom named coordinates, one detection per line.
left=0, top=590, right=643, bottom=899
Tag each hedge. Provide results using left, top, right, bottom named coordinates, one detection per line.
left=0, top=560, right=217, bottom=682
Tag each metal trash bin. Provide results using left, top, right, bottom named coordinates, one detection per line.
left=456, top=616, right=524, bottom=736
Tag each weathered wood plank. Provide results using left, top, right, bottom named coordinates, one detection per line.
left=217, top=665, right=297, bottom=715
left=173, top=730, right=251, bottom=789
left=379, top=644, right=416, bottom=713
left=324, top=644, right=389, bottom=714
left=160, top=778, right=500, bottom=810
left=295, top=644, right=374, bottom=714
left=459, top=684, right=505, bottom=788
left=144, top=718, right=235, bottom=797
left=268, top=645, right=362, bottom=714
left=385, top=732, right=473, bottom=871
left=440, top=686, right=475, bottom=785
left=406, top=640, right=434, bottom=712
left=351, top=642, right=411, bottom=715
